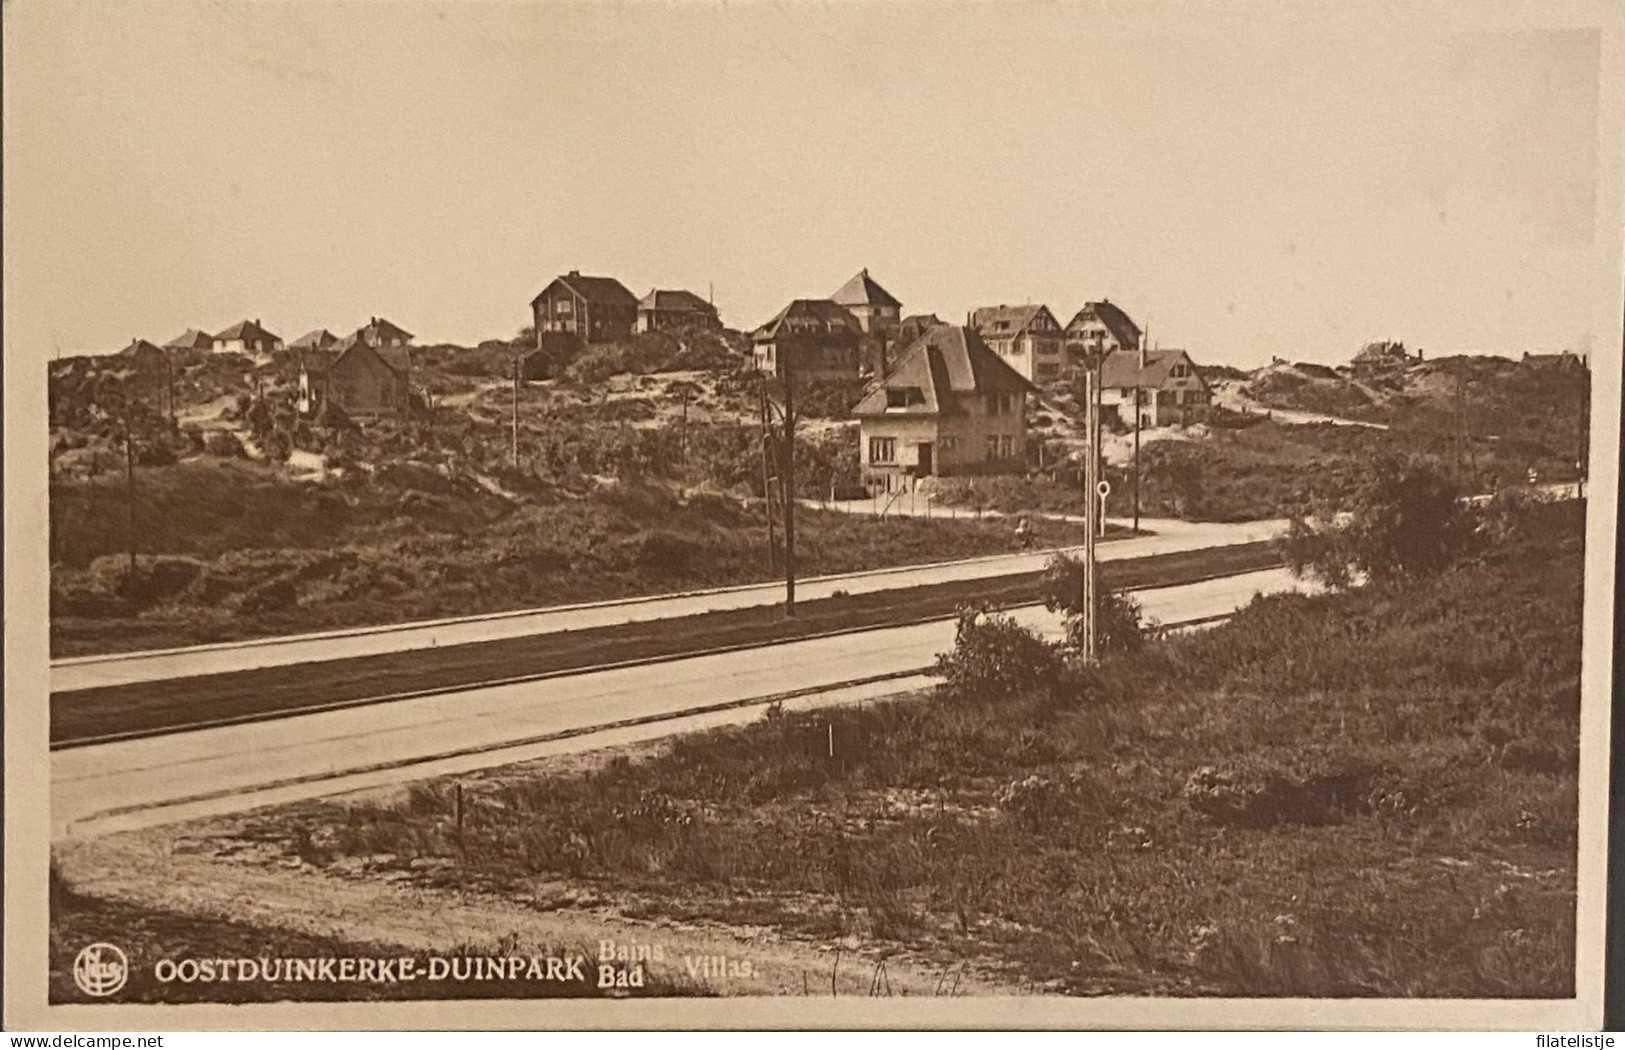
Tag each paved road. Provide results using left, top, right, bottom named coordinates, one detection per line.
left=52, top=517, right=1285, bottom=692
left=52, top=566, right=1316, bottom=839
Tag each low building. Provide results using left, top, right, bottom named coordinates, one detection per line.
left=1351, top=340, right=1418, bottom=377
left=1522, top=351, right=1587, bottom=372
left=1098, top=347, right=1211, bottom=428
left=636, top=289, right=720, bottom=332
left=162, top=328, right=214, bottom=352
left=1064, top=300, right=1143, bottom=370
left=968, top=304, right=1066, bottom=383
left=531, top=271, right=640, bottom=348
left=830, top=269, right=902, bottom=336
left=853, top=324, right=1035, bottom=493
left=347, top=316, right=414, bottom=350
left=751, top=298, right=863, bottom=381
left=299, top=342, right=412, bottom=418
left=212, top=319, right=282, bottom=355
left=118, top=338, right=168, bottom=364
left=289, top=329, right=341, bottom=354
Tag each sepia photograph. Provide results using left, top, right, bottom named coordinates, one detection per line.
left=4, top=0, right=1622, bottom=1032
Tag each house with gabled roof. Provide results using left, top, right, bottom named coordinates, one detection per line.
left=346, top=316, right=414, bottom=350
left=298, top=340, right=413, bottom=419
left=751, top=298, right=863, bottom=381
left=1065, top=300, right=1143, bottom=369
left=853, top=324, right=1036, bottom=492
left=1097, top=347, right=1211, bottom=428
left=531, top=271, right=640, bottom=348
left=212, top=319, right=282, bottom=356
left=636, top=289, right=720, bottom=333
left=289, top=329, right=341, bottom=354
left=162, top=328, right=214, bottom=352
left=968, top=304, right=1066, bottom=383
left=830, top=269, right=902, bottom=336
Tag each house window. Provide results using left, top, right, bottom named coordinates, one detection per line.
left=941, top=436, right=958, bottom=451
left=1001, top=435, right=1014, bottom=458
left=870, top=436, right=897, bottom=463
left=555, top=300, right=572, bottom=314
left=985, top=436, right=999, bottom=461
left=887, top=387, right=924, bottom=408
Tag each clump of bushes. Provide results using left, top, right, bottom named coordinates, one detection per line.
left=932, top=606, right=1067, bottom=702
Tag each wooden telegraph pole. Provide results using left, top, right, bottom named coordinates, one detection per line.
left=510, top=357, right=520, bottom=468
left=124, top=425, right=138, bottom=574
left=1132, top=383, right=1142, bottom=534
left=1081, top=366, right=1099, bottom=665
left=759, top=380, right=777, bottom=570
left=781, top=353, right=797, bottom=618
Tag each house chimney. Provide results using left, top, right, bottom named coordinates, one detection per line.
left=255, top=318, right=261, bottom=328
left=569, top=270, right=581, bottom=278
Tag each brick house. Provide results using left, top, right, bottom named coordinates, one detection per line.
left=531, top=271, right=639, bottom=348
left=751, top=299, right=864, bottom=381
left=968, top=304, right=1066, bottom=383
left=299, top=342, right=413, bottom=418
left=854, top=324, right=1035, bottom=493
left=1098, top=347, right=1211, bottom=428
left=1064, top=299, right=1143, bottom=370
left=636, top=289, right=720, bottom=332
left=212, top=319, right=282, bottom=355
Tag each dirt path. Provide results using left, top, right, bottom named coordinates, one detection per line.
left=54, top=822, right=1028, bottom=999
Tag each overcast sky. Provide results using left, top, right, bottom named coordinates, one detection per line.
left=4, top=1, right=1619, bottom=367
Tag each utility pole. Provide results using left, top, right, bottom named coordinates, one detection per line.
left=124, top=425, right=137, bottom=575
left=759, top=379, right=777, bottom=570
left=781, top=353, right=797, bottom=618
left=1132, top=384, right=1142, bottom=534
left=1081, top=367, right=1099, bottom=665
left=510, top=358, right=520, bottom=468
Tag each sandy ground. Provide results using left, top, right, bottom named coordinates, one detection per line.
left=54, top=773, right=1029, bottom=999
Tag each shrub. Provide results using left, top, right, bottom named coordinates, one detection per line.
left=933, top=605, right=1066, bottom=701
left=204, top=431, right=246, bottom=458
left=995, top=772, right=1099, bottom=832
left=1279, top=458, right=1472, bottom=587
left=1039, top=553, right=1153, bottom=655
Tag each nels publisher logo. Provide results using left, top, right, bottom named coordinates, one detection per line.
left=72, top=942, right=129, bottom=998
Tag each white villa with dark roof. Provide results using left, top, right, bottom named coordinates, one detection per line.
left=212, top=318, right=282, bottom=355
left=1098, top=346, right=1212, bottom=428
left=854, top=324, right=1035, bottom=492
left=968, top=304, right=1066, bottom=383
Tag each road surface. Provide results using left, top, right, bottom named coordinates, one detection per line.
left=53, top=517, right=1284, bottom=692
left=52, top=566, right=1317, bottom=839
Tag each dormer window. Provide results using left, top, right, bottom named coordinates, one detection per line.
left=887, top=387, right=925, bottom=408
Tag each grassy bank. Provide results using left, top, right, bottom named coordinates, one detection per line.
left=51, top=462, right=1105, bottom=656
left=236, top=501, right=1583, bottom=997
left=940, top=417, right=1580, bottom=523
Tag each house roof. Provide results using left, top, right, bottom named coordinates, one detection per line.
left=531, top=271, right=639, bottom=309
left=1067, top=300, right=1142, bottom=348
left=289, top=329, right=339, bottom=352
left=119, top=339, right=167, bottom=358
left=1098, top=348, right=1204, bottom=391
left=302, top=342, right=411, bottom=376
left=638, top=289, right=716, bottom=313
left=969, top=304, right=1058, bottom=338
left=358, top=316, right=414, bottom=343
left=214, top=318, right=280, bottom=343
left=162, top=328, right=213, bottom=350
left=753, top=299, right=863, bottom=340
left=896, top=314, right=946, bottom=345
left=829, top=269, right=901, bottom=309
left=853, top=325, right=1034, bottom=417
left=1354, top=340, right=1410, bottom=362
